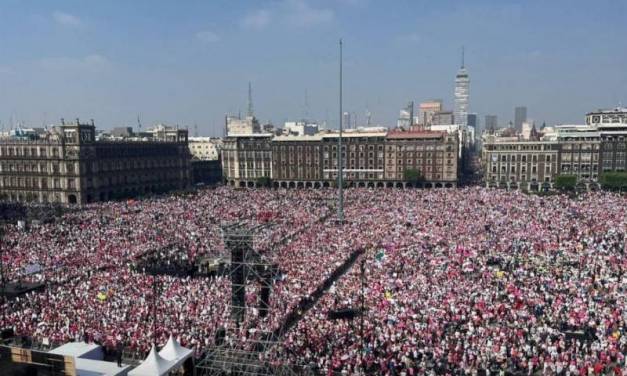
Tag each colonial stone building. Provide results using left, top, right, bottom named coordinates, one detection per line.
left=385, top=131, right=458, bottom=188
left=222, top=129, right=459, bottom=188
left=0, top=119, right=191, bottom=204
left=482, top=136, right=560, bottom=190
left=321, top=132, right=388, bottom=187
left=482, top=108, right=627, bottom=191
left=272, top=134, right=324, bottom=187
left=556, top=126, right=601, bottom=184
left=221, top=134, right=273, bottom=187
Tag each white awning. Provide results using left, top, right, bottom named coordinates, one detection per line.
left=128, top=345, right=176, bottom=376
left=158, top=336, right=193, bottom=369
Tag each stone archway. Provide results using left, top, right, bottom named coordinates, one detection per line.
left=288, top=182, right=296, bottom=189
left=305, top=182, right=312, bottom=188
left=323, top=182, right=330, bottom=188
left=68, top=194, right=78, bottom=205
left=367, top=182, right=375, bottom=188
left=395, top=182, right=404, bottom=188
left=358, top=182, right=366, bottom=188
left=314, top=182, right=321, bottom=189
left=376, top=182, right=384, bottom=188
left=297, top=182, right=304, bottom=189
left=424, top=183, right=433, bottom=189
left=445, top=183, right=453, bottom=188
left=435, top=183, right=443, bottom=188
left=281, top=182, right=288, bottom=189
left=386, top=182, right=394, bottom=188
left=273, top=182, right=280, bottom=189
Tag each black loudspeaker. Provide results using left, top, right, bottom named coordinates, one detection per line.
left=1, top=328, right=15, bottom=339
left=215, top=327, right=226, bottom=346
left=259, top=286, right=270, bottom=318
left=327, top=308, right=360, bottom=320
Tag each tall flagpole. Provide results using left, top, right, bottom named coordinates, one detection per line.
left=337, top=39, right=344, bottom=223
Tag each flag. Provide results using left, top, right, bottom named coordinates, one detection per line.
left=97, top=292, right=107, bottom=301
left=375, top=250, right=385, bottom=262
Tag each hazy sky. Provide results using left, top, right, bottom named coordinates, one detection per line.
left=0, top=0, right=625, bottom=136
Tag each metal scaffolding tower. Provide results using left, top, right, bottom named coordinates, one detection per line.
left=195, top=223, right=300, bottom=376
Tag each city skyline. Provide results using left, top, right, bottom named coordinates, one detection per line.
left=0, top=0, right=625, bottom=136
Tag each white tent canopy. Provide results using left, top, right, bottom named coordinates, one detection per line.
left=158, top=336, right=193, bottom=369
left=128, top=345, right=176, bottom=376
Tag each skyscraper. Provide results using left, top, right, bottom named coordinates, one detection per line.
left=418, top=100, right=443, bottom=128
left=514, top=106, right=527, bottom=132
left=467, top=113, right=478, bottom=128
left=485, top=115, right=498, bottom=132
left=342, top=112, right=351, bottom=130
left=454, top=48, right=470, bottom=127
left=396, top=102, right=414, bottom=129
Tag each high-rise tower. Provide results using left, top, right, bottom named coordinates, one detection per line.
left=514, top=106, right=527, bottom=132
left=247, top=82, right=254, bottom=117
left=454, top=47, right=470, bottom=127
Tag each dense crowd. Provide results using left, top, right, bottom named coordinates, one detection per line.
left=276, top=189, right=627, bottom=375
left=0, top=188, right=329, bottom=283
left=1, top=187, right=626, bottom=375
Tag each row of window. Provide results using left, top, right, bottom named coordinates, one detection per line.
left=0, top=146, right=62, bottom=158
left=1, top=177, right=69, bottom=189
left=490, top=175, right=552, bottom=183
left=491, top=166, right=549, bottom=174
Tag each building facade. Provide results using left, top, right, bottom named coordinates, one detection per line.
left=188, top=137, right=223, bottom=160
left=482, top=108, right=627, bottom=191
left=482, top=136, right=559, bottom=190
left=385, top=131, right=458, bottom=187
left=600, top=129, right=627, bottom=173
left=555, top=126, right=601, bottom=183
left=0, top=120, right=191, bottom=204
left=587, top=108, right=627, bottom=174
left=272, top=135, right=323, bottom=187
left=223, top=129, right=459, bottom=188
left=418, top=100, right=443, bottom=128
left=221, top=134, right=273, bottom=187
left=225, top=115, right=261, bottom=136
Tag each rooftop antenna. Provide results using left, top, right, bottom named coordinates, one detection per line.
left=137, top=114, right=142, bottom=131
left=337, top=38, right=344, bottom=223
left=366, top=107, right=372, bottom=126
left=194, top=123, right=198, bottom=137
left=247, top=82, right=254, bottom=117
left=461, top=45, right=465, bottom=69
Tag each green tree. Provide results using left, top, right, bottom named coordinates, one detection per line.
left=554, top=175, right=577, bottom=191
left=599, top=172, right=627, bottom=191
left=403, top=169, right=424, bottom=183
left=256, top=176, right=272, bottom=188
